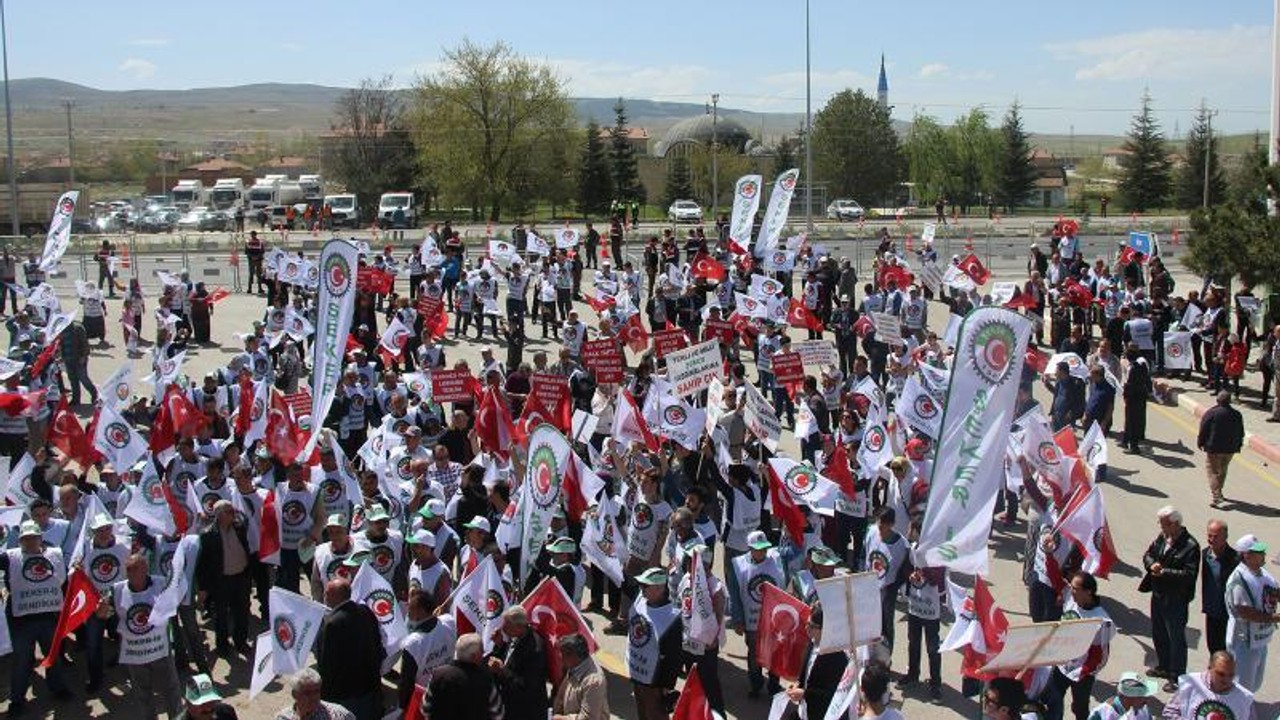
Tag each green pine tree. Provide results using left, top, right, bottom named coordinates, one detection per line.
left=1173, top=103, right=1226, bottom=210
left=995, top=102, right=1037, bottom=212
left=662, top=155, right=695, bottom=208
left=1118, top=92, right=1172, bottom=212
left=609, top=99, right=645, bottom=202
left=578, top=120, right=613, bottom=217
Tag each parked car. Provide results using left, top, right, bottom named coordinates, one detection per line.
left=137, top=210, right=179, bottom=233
left=826, top=199, right=865, bottom=221
left=667, top=199, right=703, bottom=223
left=177, top=206, right=231, bottom=232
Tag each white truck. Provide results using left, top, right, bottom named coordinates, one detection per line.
left=247, top=176, right=281, bottom=212
left=377, top=191, right=417, bottom=229
left=209, top=178, right=246, bottom=213
left=275, top=181, right=305, bottom=208
left=171, top=180, right=207, bottom=211
left=324, top=194, right=360, bottom=228
left=298, top=174, right=324, bottom=201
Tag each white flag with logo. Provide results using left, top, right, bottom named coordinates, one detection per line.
left=378, top=317, right=413, bottom=361
left=123, top=460, right=178, bottom=538
left=26, top=283, right=61, bottom=311
left=688, top=549, right=719, bottom=647
left=151, top=534, right=199, bottom=626
left=450, top=554, right=507, bottom=654
left=242, top=379, right=271, bottom=447
left=1163, top=331, right=1193, bottom=370
left=488, top=239, right=519, bottom=268
left=755, top=169, right=799, bottom=255
left=38, top=191, right=79, bottom=271
left=143, top=351, right=187, bottom=392
left=1079, top=421, right=1108, bottom=478
left=269, top=587, right=329, bottom=675
left=556, top=227, right=580, bottom=249
left=729, top=175, right=763, bottom=249
left=100, top=364, right=133, bottom=409
left=916, top=308, right=1032, bottom=574
left=897, top=376, right=943, bottom=439
left=421, top=237, right=444, bottom=267
left=351, top=562, right=408, bottom=661
left=283, top=306, right=314, bottom=341
left=856, top=402, right=895, bottom=472
left=581, top=494, right=628, bottom=586
left=767, top=457, right=839, bottom=516
left=302, top=240, right=358, bottom=462
left=942, top=264, right=977, bottom=292
left=93, top=403, right=149, bottom=472
left=1020, top=413, right=1071, bottom=499
left=657, top=396, right=706, bottom=451
left=1053, top=484, right=1118, bottom=578
left=525, top=232, right=551, bottom=256
left=519, top=425, right=571, bottom=585
left=250, top=630, right=275, bottom=700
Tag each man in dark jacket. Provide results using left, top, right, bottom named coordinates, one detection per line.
left=781, top=606, right=848, bottom=719
left=1043, top=361, right=1085, bottom=430
left=1196, top=391, right=1245, bottom=508
left=316, top=578, right=385, bottom=720
left=426, top=632, right=505, bottom=720
left=487, top=605, right=549, bottom=720
left=1140, top=506, right=1200, bottom=691
left=1200, top=518, right=1239, bottom=654
left=195, top=501, right=252, bottom=654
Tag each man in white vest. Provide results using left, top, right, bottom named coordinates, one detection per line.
left=80, top=512, right=129, bottom=694
left=730, top=530, right=786, bottom=699
left=624, top=567, right=681, bottom=720
left=5, top=520, right=71, bottom=715
left=1224, top=534, right=1278, bottom=692
left=1163, top=651, right=1254, bottom=720
left=98, top=553, right=183, bottom=720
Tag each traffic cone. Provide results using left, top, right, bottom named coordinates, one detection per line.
left=1171, top=224, right=1180, bottom=246
left=905, top=233, right=914, bottom=254
left=120, top=245, right=131, bottom=269
left=964, top=236, right=974, bottom=253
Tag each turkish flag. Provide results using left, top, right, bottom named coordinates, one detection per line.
left=265, top=389, right=302, bottom=461
left=357, top=267, right=394, bottom=294
left=1024, top=347, right=1049, bottom=374
left=30, top=338, right=61, bottom=381
left=344, top=334, right=363, bottom=357
left=0, top=389, right=47, bottom=417
left=764, top=460, right=807, bottom=546
left=42, top=568, right=99, bottom=668
left=513, top=391, right=555, bottom=443
left=206, top=287, right=231, bottom=304
left=879, top=264, right=914, bottom=291
left=728, top=312, right=758, bottom=345
left=853, top=314, right=874, bottom=339
left=49, top=398, right=95, bottom=467
left=957, top=253, right=990, bottom=286
left=691, top=251, right=727, bottom=282
left=404, top=685, right=426, bottom=720
left=822, top=441, right=857, bottom=497
left=164, top=386, right=207, bottom=439
left=234, top=377, right=254, bottom=438
left=259, top=489, right=281, bottom=565
left=1118, top=245, right=1141, bottom=265
left=756, top=582, right=811, bottom=680
left=962, top=577, right=1010, bottom=680
left=585, top=292, right=615, bottom=314
left=727, top=237, right=749, bottom=256
left=787, top=299, right=824, bottom=332
left=160, top=481, right=191, bottom=536
left=672, top=666, right=715, bottom=720
left=1054, top=426, right=1079, bottom=458
left=523, top=577, right=599, bottom=684
left=475, top=386, right=516, bottom=460
left=1003, top=292, right=1039, bottom=310
left=1062, top=279, right=1094, bottom=309
left=622, top=313, right=649, bottom=354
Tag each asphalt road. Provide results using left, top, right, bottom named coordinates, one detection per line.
left=9, top=264, right=1276, bottom=720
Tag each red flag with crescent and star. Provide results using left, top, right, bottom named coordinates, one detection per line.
left=764, top=461, right=808, bottom=546
left=523, top=577, right=599, bottom=684
left=957, top=253, right=990, bottom=286
left=962, top=577, right=1010, bottom=680
left=756, top=582, right=811, bottom=680
left=787, top=298, right=824, bottom=332
left=691, top=251, right=727, bottom=282
left=42, top=568, right=98, bottom=668
left=622, top=313, right=649, bottom=354
left=672, top=666, right=716, bottom=720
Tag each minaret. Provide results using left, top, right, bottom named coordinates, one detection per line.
left=877, top=54, right=889, bottom=110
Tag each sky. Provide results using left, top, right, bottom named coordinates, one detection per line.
left=5, top=0, right=1275, bottom=136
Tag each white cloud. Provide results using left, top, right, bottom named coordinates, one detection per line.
left=1048, top=25, right=1269, bottom=82
left=117, top=58, right=157, bottom=81
left=546, top=58, right=719, bottom=101
left=127, top=38, right=169, bottom=47
left=919, top=63, right=949, bottom=79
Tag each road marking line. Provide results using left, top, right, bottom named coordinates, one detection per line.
left=1150, top=403, right=1280, bottom=490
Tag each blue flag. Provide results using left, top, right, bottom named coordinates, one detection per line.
left=1127, top=231, right=1154, bottom=256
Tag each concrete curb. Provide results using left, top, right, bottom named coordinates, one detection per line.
left=1172, top=389, right=1280, bottom=465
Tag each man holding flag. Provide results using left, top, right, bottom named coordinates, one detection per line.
left=6, top=520, right=73, bottom=715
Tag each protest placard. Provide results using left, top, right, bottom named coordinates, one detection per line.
left=581, top=339, right=624, bottom=383
left=665, top=339, right=721, bottom=397
left=431, top=369, right=474, bottom=403
left=652, top=328, right=689, bottom=358
left=979, top=619, right=1105, bottom=673
left=814, top=572, right=882, bottom=653
left=791, top=339, right=839, bottom=369
left=772, top=351, right=805, bottom=385
left=743, top=381, right=781, bottom=451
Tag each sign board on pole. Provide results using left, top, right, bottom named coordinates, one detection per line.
left=979, top=619, right=1105, bottom=673
left=665, top=339, right=722, bottom=397
left=772, top=352, right=805, bottom=386
left=430, top=369, right=474, bottom=403
left=703, top=319, right=735, bottom=346
left=581, top=339, right=624, bottom=384
left=814, top=571, right=881, bottom=653
left=743, top=381, right=781, bottom=451
left=531, top=372, right=568, bottom=410
left=791, top=339, right=839, bottom=369
left=918, top=262, right=943, bottom=295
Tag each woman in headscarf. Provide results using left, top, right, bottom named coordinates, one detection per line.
left=189, top=282, right=213, bottom=343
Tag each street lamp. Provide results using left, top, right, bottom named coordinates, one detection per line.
left=710, top=93, right=719, bottom=219
left=804, top=0, right=814, bottom=233
left=1, top=0, right=18, bottom=236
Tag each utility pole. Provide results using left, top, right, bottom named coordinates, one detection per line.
left=804, top=0, right=814, bottom=233
left=1203, top=104, right=1219, bottom=209
left=1, top=0, right=18, bottom=236
left=710, top=93, right=719, bottom=218
left=62, top=99, right=74, bottom=186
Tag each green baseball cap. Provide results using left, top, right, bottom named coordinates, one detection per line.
left=809, top=545, right=842, bottom=567
left=634, top=567, right=668, bottom=586
left=185, top=674, right=222, bottom=705
left=547, top=536, right=577, bottom=554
